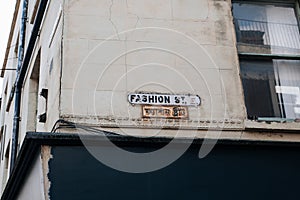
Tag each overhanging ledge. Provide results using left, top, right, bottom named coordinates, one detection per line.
left=2, top=131, right=300, bottom=200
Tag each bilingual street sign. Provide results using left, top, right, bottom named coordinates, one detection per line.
left=142, top=106, right=188, bottom=119
left=128, top=93, right=201, bottom=106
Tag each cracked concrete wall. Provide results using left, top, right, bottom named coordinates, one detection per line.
left=61, top=0, right=246, bottom=130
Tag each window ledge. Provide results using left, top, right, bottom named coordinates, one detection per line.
left=245, top=120, right=300, bottom=132
left=237, top=44, right=300, bottom=58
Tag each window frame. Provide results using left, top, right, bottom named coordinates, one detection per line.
left=233, top=0, right=300, bottom=58
left=232, top=0, right=300, bottom=123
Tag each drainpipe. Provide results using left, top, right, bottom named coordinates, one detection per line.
left=9, top=0, right=49, bottom=174
left=10, top=0, right=28, bottom=174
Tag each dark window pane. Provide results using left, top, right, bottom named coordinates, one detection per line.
left=240, top=59, right=300, bottom=119
left=240, top=60, right=280, bottom=118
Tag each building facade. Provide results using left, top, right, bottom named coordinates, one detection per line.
left=0, top=0, right=300, bottom=199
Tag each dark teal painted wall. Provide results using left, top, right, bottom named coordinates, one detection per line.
left=49, top=143, right=300, bottom=200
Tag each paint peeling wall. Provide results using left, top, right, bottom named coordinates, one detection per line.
left=41, top=145, right=52, bottom=200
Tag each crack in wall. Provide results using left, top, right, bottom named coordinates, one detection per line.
left=124, top=0, right=141, bottom=91
left=125, top=0, right=140, bottom=29
left=170, top=0, right=174, bottom=22
left=109, top=0, right=120, bottom=40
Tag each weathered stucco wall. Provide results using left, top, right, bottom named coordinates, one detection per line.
left=61, top=0, right=246, bottom=131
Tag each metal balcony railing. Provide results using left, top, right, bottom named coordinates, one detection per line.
left=234, top=19, right=300, bottom=50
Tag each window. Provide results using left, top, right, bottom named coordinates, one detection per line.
left=232, top=1, right=300, bottom=121
left=2, top=141, right=10, bottom=191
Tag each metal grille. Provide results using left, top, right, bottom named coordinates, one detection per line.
left=235, top=18, right=300, bottom=50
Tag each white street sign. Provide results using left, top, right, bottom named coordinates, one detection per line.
left=128, top=93, right=201, bottom=106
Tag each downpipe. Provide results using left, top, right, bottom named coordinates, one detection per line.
left=9, top=0, right=49, bottom=174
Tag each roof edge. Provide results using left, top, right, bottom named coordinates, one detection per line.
left=1, top=0, right=21, bottom=77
